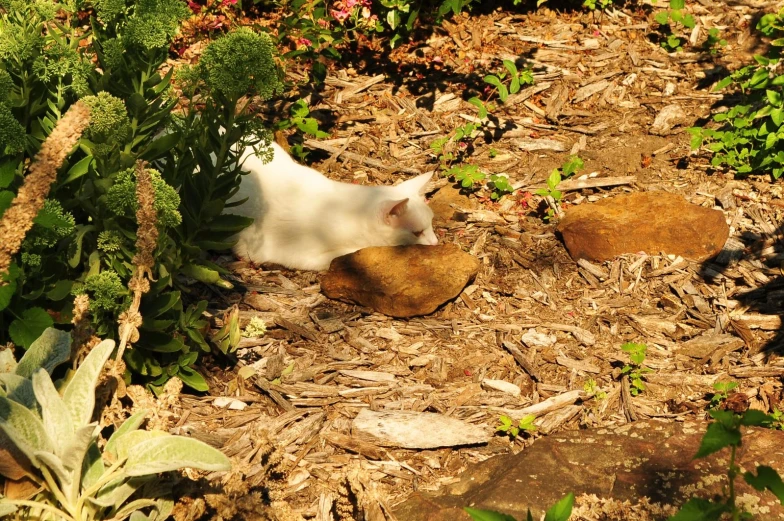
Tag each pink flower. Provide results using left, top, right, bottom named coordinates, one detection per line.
left=222, top=0, right=237, bottom=5
left=187, top=0, right=201, bottom=13
left=331, top=8, right=350, bottom=22
left=296, top=37, right=312, bottom=48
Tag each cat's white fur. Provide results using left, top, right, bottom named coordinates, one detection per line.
left=229, top=142, right=438, bottom=270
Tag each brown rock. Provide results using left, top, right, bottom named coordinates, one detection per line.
left=557, top=192, right=728, bottom=262
left=428, top=184, right=476, bottom=224
left=320, top=244, right=479, bottom=317
left=394, top=420, right=784, bottom=520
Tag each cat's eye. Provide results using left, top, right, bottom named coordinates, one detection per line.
left=413, top=230, right=424, bottom=237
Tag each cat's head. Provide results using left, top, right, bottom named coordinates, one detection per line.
left=378, top=172, right=438, bottom=247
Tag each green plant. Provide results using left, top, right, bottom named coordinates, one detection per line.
left=771, top=407, right=784, bottom=430
left=464, top=493, right=575, bottom=521
left=704, top=27, right=727, bottom=54
left=583, top=378, right=607, bottom=400
left=709, top=381, right=739, bottom=408
left=688, top=8, right=784, bottom=179
left=669, top=409, right=784, bottom=521
left=535, top=156, right=583, bottom=221
left=583, top=0, right=613, bottom=11
left=276, top=98, right=329, bottom=160
left=654, top=0, right=695, bottom=53
left=0, top=327, right=231, bottom=520
left=619, top=342, right=652, bottom=396
left=496, top=414, right=537, bottom=439
left=0, top=0, right=282, bottom=390
left=483, top=60, right=534, bottom=103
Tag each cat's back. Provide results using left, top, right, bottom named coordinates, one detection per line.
left=239, top=142, right=329, bottom=190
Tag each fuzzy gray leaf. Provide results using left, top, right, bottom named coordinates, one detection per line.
left=81, top=441, right=105, bottom=491
left=125, top=436, right=231, bottom=476
left=114, top=430, right=168, bottom=462
left=0, top=395, right=53, bottom=465
left=35, top=451, right=74, bottom=499
left=62, top=339, right=114, bottom=427
left=0, top=374, right=37, bottom=410
left=32, top=369, right=74, bottom=456
left=105, top=410, right=148, bottom=459
left=15, top=328, right=70, bottom=378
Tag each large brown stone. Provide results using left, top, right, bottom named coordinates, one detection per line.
left=429, top=184, right=477, bottom=224
left=394, top=420, right=784, bottom=520
left=320, top=244, right=479, bottom=317
left=557, top=192, right=728, bottom=262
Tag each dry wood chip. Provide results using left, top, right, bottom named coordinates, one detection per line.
left=481, top=378, right=522, bottom=397
left=573, top=80, right=610, bottom=103
left=339, top=370, right=396, bottom=382
left=351, top=409, right=491, bottom=449
left=516, top=137, right=568, bottom=152
left=323, top=431, right=387, bottom=460
left=556, top=355, right=601, bottom=374
left=544, top=322, right=597, bottom=346
left=212, top=397, right=248, bottom=410
left=277, top=316, right=322, bottom=342
left=495, top=390, right=585, bottom=418
left=730, top=366, right=784, bottom=378
left=677, top=332, right=744, bottom=359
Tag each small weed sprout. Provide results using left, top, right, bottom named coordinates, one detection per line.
left=465, top=492, right=575, bottom=521
left=496, top=414, right=537, bottom=440
left=710, top=381, right=739, bottom=409
left=654, top=0, right=695, bottom=53
left=620, top=342, right=652, bottom=396
left=535, top=155, right=583, bottom=221
left=483, top=59, right=534, bottom=103
left=584, top=378, right=607, bottom=400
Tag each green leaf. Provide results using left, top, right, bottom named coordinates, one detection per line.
left=105, top=410, right=149, bottom=458
left=290, top=99, right=309, bottom=118
left=467, top=97, right=488, bottom=119
left=81, top=441, right=105, bottom=491
left=9, top=308, right=54, bottom=350
left=0, top=161, right=16, bottom=189
left=502, top=59, right=518, bottom=79
left=139, top=132, right=181, bottom=161
left=670, top=0, right=685, bottom=9
left=124, top=435, right=231, bottom=476
left=654, top=11, right=669, bottom=25
left=668, top=498, right=727, bottom=520
left=177, top=366, right=208, bottom=392
left=744, top=465, right=784, bottom=504
left=0, top=395, right=54, bottom=465
left=68, top=224, right=96, bottom=268
left=207, top=213, right=255, bottom=233
left=768, top=90, right=783, bottom=106
left=463, top=507, right=517, bottom=521
left=15, top=327, right=71, bottom=378
left=62, top=155, right=93, bottom=184
left=0, top=374, right=37, bottom=410
left=181, top=263, right=233, bottom=289
left=47, top=280, right=74, bottom=301
left=484, top=75, right=509, bottom=102
left=0, top=190, right=13, bottom=219
left=695, top=421, right=740, bottom=458
left=544, top=493, right=574, bottom=521
left=137, top=331, right=186, bottom=353
left=114, top=430, right=169, bottom=461
left=61, top=339, right=115, bottom=427
left=32, top=369, right=74, bottom=456
left=142, top=291, right=181, bottom=318
left=682, top=14, right=695, bottom=28
left=387, top=9, right=401, bottom=30
left=0, top=275, right=16, bottom=312
left=713, top=76, right=733, bottom=91
left=740, top=409, right=774, bottom=427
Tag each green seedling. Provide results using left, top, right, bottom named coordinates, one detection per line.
left=620, top=342, right=652, bottom=396
left=484, top=60, right=534, bottom=103
left=584, top=378, right=607, bottom=400
left=496, top=414, right=537, bottom=439
left=464, top=493, right=575, bottom=521
left=654, top=0, right=695, bottom=53
left=710, top=381, right=739, bottom=409
left=535, top=155, right=583, bottom=221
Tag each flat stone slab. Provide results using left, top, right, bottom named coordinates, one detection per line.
left=394, top=420, right=784, bottom=520
left=556, top=192, right=729, bottom=262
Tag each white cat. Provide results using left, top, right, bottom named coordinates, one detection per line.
left=229, top=142, right=438, bottom=270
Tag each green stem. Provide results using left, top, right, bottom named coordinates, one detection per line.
left=73, top=457, right=128, bottom=516
left=38, top=464, right=74, bottom=518
left=728, top=444, right=738, bottom=520
left=1, top=499, right=75, bottom=521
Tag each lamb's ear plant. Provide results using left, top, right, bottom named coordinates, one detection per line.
left=0, top=328, right=231, bottom=521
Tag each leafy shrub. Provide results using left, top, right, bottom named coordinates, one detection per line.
left=619, top=342, right=651, bottom=396
left=0, top=0, right=281, bottom=390
left=535, top=156, right=583, bottom=221
left=653, top=0, right=695, bottom=52
left=0, top=327, right=231, bottom=520
left=690, top=8, right=784, bottom=178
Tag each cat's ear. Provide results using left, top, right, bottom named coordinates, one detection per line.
left=381, top=198, right=409, bottom=225
left=398, top=172, right=434, bottom=196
